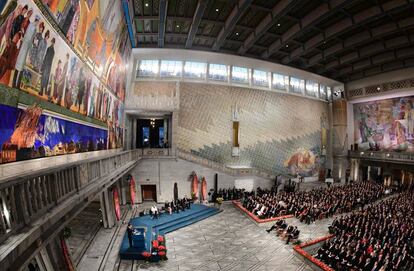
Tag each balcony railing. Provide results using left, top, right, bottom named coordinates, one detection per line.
left=348, top=150, right=414, bottom=164
left=0, top=150, right=140, bottom=244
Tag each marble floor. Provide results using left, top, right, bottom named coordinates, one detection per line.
left=75, top=199, right=335, bottom=271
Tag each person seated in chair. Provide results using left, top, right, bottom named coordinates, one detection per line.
left=266, top=219, right=285, bottom=233
left=277, top=220, right=288, bottom=235
left=171, top=201, right=179, bottom=213
left=165, top=201, right=172, bottom=215
left=151, top=205, right=159, bottom=219
left=286, top=226, right=300, bottom=244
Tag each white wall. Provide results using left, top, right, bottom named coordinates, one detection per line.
left=130, top=158, right=273, bottom=203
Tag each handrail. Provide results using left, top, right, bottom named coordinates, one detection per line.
left=348, top=150, right=414, bottom=164
left=0, top=150, right=140, bottom=244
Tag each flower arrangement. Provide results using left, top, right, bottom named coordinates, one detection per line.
left=158, top=250, right=167, bottom=260
left=216, top=197, right=224, bottom=204
left=151, top=240, right=159, bottom=250
left=157, top=235, right=165, bottom=243
left=141, top=251, right=151, bottom=261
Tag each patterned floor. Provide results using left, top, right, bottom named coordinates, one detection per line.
left=75, top=182, right=337, bottom=271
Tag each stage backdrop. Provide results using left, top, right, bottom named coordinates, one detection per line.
left=353, top=96, right=414, bottom=152
left=0, top=0, right=130, bottom=163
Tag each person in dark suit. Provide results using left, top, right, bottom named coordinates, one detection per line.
left=286, top=226, right=300, bottom=244
left=40, top=38, right=55, bottom=97
left=127, top=223, right=133, bottom=247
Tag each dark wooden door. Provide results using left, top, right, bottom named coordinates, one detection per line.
left=141, top=185, right=157, bottom=201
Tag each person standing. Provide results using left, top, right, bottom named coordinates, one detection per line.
left=75, top=67, right=86, bottom=112
left=40, top=37, right=55, bottom=97
left=127, top=223, right=133, bottom=247
left=14, top=15, right=39, bottom=89
left=55, top=53, right=69, bottom=105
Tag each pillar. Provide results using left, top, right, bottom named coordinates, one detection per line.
left=120, top=177, right=128, bottom=206
left=99, top=188, right=115, bottom=228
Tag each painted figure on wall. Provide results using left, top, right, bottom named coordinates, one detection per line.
left=284, top=148, right=319, bottom=177
left=39, top=37, right=55, bottom=96
left=354, top=96, right=414, bottom=152
left=0, top=0, right=125, bottom=159
left=13, top=13, right=38, bottom=89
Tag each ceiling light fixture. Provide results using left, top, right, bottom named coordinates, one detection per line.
left=277, top=23, right=281, bottom=27
left=236, top=32, right=239, bottom=36
left=176, top=25, right=180, bottom=28
left=285, top=44, right=289, bottom=48
left=145, top=3, right=148, bottom=7
left=216, top=8, right=219, bottom=12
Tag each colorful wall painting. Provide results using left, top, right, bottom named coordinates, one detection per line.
left=353, top=96, right=414, bottom=152
left=0, top=103, right=108, bottom=164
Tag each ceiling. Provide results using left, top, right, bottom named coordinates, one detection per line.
left=131, top=0, right=414, bottom=82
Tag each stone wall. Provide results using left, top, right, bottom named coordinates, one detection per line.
left=130, top=158, right=273, bottom=203
left=177, top=82, right=329, bottom=177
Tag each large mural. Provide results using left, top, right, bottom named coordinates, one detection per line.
left=173, top=82, right=327, bottom=177
left=41, top=0, right=130, bottom=102
left=354, top=96, right=414, bottom=152
left=0, top=104, right=108, bottom=164
left=0, top=0, right=128, bottom=163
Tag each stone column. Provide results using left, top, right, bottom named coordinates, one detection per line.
left=120, top=176, right=128, bottom=206
left=99, top=188, right=115, bottom=228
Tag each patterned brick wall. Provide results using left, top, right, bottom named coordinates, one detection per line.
left=177, top=82, right=329, bottom=176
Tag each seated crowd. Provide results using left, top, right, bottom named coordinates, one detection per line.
left=241, top=182, right=385, bottom=223
left=215, top=187, right=245, bottom=201
left=316, top=192, right=414, bottom=271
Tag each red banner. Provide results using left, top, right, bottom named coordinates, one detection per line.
left=130, top=176, right=136, bottom=205
left=201, top=177, right=207, bottom=201
left=113, top=188, right=121, bottom=220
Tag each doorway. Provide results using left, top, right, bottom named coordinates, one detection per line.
left=141, top=185, right=157, bottom=202
left=136, top=117, right=170, bottom=148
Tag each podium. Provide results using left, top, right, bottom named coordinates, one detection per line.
left=131, top=228, right=146, bottom=250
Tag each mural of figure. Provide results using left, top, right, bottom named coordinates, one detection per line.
left=10, top=4, right=27, bottom=38
left=60, top=0, right=78, bottom=35
left=13, top=15, right=39, bottom=89
left=395, top=121, right=406, bottom=146
left=65, top=1, right=79, bottom=42
left=85, top=18, right=96, bottom=49
left=52, top=59, right=62, bottom=101
left=40, top=37, right=55, bottom=97
left=75, top=67, right=86, bottom=112
left=406, top=101, right=413, bottom=137
left=20, top=8, right=32, bottom=34
left=55, top=53, right=69, bottom=105
left=29, top=25, right=46, bottom=71
left=0, top=4, right=20, bottom=44
left=0, top=1, right=17, bottom=27
left=0, top=30, right=21, bottom=78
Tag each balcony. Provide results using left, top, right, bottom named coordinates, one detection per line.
left=348, top=150, right=414, bottom=165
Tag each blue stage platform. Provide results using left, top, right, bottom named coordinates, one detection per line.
left=119, top=204, right=221, bottom=260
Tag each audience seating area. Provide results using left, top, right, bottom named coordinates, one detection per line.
left=315, top=191, right=414, bottom=271
left=240, top=182, right=385, bottom=224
